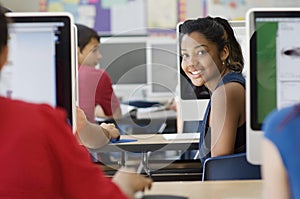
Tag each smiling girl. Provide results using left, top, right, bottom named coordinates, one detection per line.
left=180, top=16, right=246, bottom=163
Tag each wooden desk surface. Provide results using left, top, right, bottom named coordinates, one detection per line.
left=144, top=180, right=263, bottom=199
left=89, top=134, right=199, bottom=153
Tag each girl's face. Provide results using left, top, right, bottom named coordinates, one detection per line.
left=181, top=31, right=227, bottom=89
left=78, top=38, right=102, bottom=67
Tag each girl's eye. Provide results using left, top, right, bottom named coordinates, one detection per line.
left=197, top=50, right=207, bottom=56
left=92, top=47, right=99, bottom=53
left=181, top=53, right=188, bottom=58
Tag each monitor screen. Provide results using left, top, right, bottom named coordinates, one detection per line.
left=99, top=37, right=147, bottom=85
left=230, top=21, right=247, bottom=77
left=146, top=40, right=178, bottom=99
left=1, top=12, right=76, bottom=130
left=247, top=8, right=300, bottom=164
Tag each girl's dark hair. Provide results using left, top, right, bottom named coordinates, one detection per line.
left=0, top=6, right=8, bottom=53
left=75, top=23, right=100, bottom=52
left=180, top=16, right=244, bottom=73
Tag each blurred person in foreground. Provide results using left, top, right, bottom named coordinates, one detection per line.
left=262, top=104, right=300, bottom=199
left=0, top=7, right=151, bottom=199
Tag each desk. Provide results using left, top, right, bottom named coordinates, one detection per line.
left=89, top=134, right=199, bottom=153
left=89, top=134, right=199, bottom=175
left=96, top=116, right=177, bottom=134
left=144, top=180, right=263, bottom=199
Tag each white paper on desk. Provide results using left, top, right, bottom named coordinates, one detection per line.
left=163, top=133, right=200, bottom=141
left=120, top=103, right=137, bottom=117
left=136, top=109, right=177, bottom=119
left=94, top=103, right=137, bottom=122
left=136, top=105, right=165, bottom=117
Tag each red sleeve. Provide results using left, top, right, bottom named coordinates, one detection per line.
left=95, top=70, right=120, bottom=116
left=47, top=107, right=128, bottom=199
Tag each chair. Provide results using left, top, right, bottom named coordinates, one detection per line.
left=179, top=121, right=202, bottom=160
left=202, top=153, right=261, bottom=181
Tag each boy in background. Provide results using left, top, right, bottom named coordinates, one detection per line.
left=76, top=23, right=122, bottom=122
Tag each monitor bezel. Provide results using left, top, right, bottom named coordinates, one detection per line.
left=5, top=12, right=76, bottom=132
left=246, top=7, right=300, bottom=164
left=248, top=8, right=300, bottom=131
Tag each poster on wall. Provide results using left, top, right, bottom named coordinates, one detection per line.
left=45, top=0, right=146, bottom=34
left=206, top=0, right=300, bottom=20
left=43, top=0, right=180, bottom=35
left=207, top=0, right=248, bottom=20
left=46, top=0, right=97, bottom=28
left=147, top=0, right=178, bottom=30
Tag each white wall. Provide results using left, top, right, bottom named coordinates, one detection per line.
left=1, top=0, right=40, bottom=12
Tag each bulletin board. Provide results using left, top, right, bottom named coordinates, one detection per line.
left=43, top=0, right=184, bottom=36
left=206, top=0, right=248, bottom=20
left=206, top=0, right=300, bottom=20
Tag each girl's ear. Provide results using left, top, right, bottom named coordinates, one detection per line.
left=77, top=46, right=82, bottom=56
left=0, top=45, right=8, bottom=70
left=77, top=46, right=84, bottom=65
left=220, top=45, right=229, bottom=62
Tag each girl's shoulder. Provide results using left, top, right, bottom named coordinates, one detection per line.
left=222, top=72, right=245, bottom=86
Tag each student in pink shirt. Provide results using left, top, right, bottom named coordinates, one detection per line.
left=76, top=23, right=122, bottom=122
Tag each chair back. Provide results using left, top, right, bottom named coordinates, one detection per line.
left=202, top=153, right=261, bottom=181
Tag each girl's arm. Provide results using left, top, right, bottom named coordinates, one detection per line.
left=210, top=82, right=245, bottom=157
left=262, top=138, right=290, bottom=199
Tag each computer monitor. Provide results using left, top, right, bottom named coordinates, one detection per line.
left=146, top=38, right=178, bottom=101
left=99, top=36, right=147, bottom=101
left=176, top=22, right=210, bottom=122
left=246, top=8, right=300, bottom=164
left=230, top=20, right=247, bottom=77
left=1, top=12, right=76, bottom=131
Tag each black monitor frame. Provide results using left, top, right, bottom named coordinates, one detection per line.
left=6, top=12, right=76, bottom=130
left=249, top=10, right=300, bottom=130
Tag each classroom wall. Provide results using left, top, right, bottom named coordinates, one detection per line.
left=2, top=0, right=300, bottom=18
left=2, top=0, right=300, bottom=33
left=1, top=0, right=40, bottom=12
left=207, top=0, right=300, bottom=20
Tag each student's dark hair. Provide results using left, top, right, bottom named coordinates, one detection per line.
left=180, top=16, right=244, bottom=73
left=75, top=23, right=100, bottom=52
left=0, top=5, right=8, bottom=53
left=0, top=5, right=12, bottom=13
